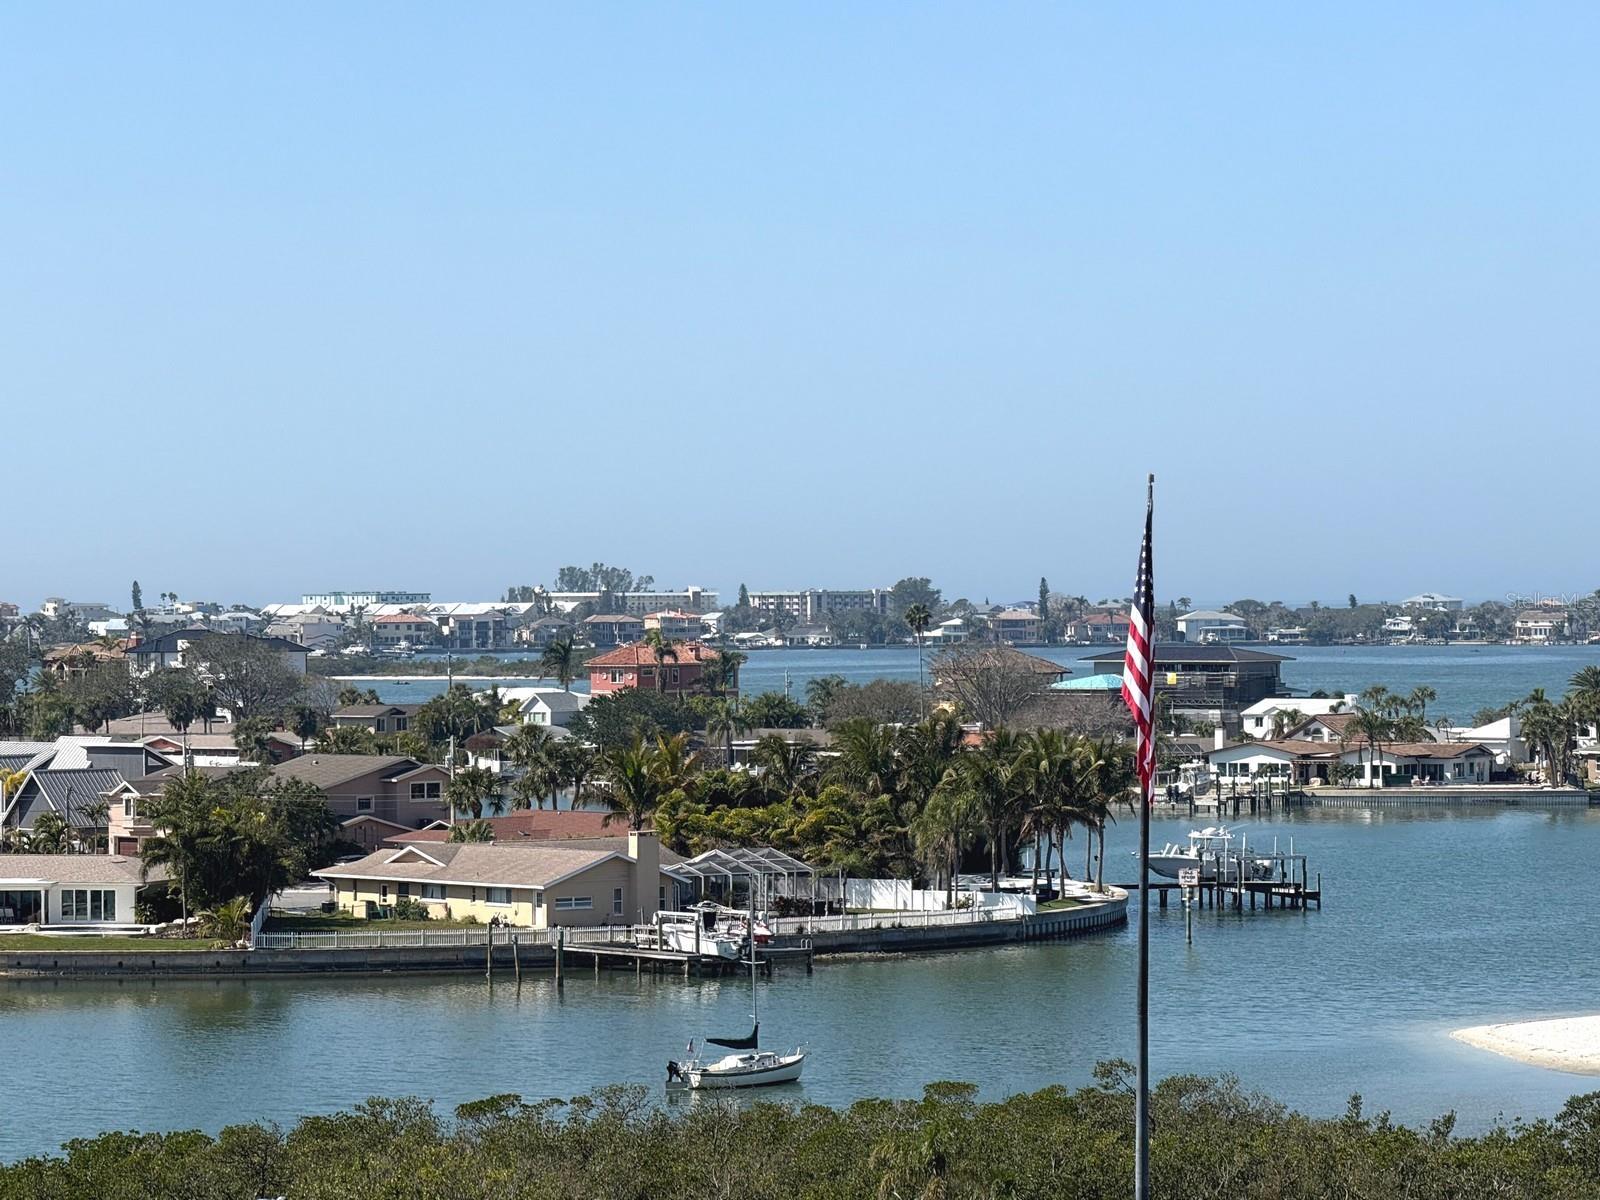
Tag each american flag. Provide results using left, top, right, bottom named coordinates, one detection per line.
left=1121, top=479, right=1156, bottom=797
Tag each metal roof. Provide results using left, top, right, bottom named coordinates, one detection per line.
left=672, top=846, right=814, bottom=880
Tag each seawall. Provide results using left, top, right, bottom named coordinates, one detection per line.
left=0, top=894, right=1127, bottom=979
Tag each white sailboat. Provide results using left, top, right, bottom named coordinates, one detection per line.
left=666, top=902, right=806, bottom=1091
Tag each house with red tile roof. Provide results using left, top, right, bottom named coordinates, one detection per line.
left=587, top=639, right=725, bottom=697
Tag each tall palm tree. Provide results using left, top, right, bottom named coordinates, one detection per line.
left=912, top=782, right=980, bottom=905
left=598, top=735, right=664, bottom=831
left=641, top=629, right=678, bottom=695
left=75, top=797, right=111, bottom=854
left=953, top=728, right=1026, bottom=890
left=751, top=733, right=819, bottom=799
left=706, top=697, right=752, bottom=765
left=445, top=765, right=498, bottom=820
left=559, top=740, right=599, bottom=810
left=903, top=603, right=933, bottom=716
left=826, top=718, right=901, bottom=798
left=505, top=724, right=560, bottom=810
left=1407, top=685, right=1438, bottom=728
left=1569, top=666, right=1600, bottom=743
left=1016, top=729, right=1097, bottom=893
left=538, top=636, right=579, bottom=692
left=1349, top=708, right=1391, bottom=789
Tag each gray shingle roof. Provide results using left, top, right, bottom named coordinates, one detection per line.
left=315, top=842, right=617, bottom=889
left=270, top=755, right=422, bottom=789
left=0, top=854, right=162, bottom=884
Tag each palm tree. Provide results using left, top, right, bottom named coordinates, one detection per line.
left=953, top=728, right=1026, bottom=890
left=141, top=769, right=215, bottom=925
left=504, top=724, right=559, bottom=809
left=706, top=697, right=752, bottom=765
left=448, top=818, right=495, bottom=843
left=641, top=629, right=679, bottom=695
left=559, top=740, right=600, bottom=810
left=1270, top=708, right=1308, bottom=739
left=1407, top=686, right=1438, bottom=729
left=445, top=765, right=498, bottom=820
left=598, top=736, right=664, bottom=831
left=75, top=797, right=110, bottom=854
left=539, top=637, right=579, bottom=692
left=28, top=811, right=71, bottom=854
left=1016, top=729, right=1097, bottom=893
left=912, top=782, right=980, bottom=905
left=751, top=733, right=819, bottom=799
left=1569, top=666, right=1600, bottom=744
left=903, top=603, right=933, bottom=716
left=826, top=718, right=901, bottom=798
left=1349, top=708, right=1391, bottom=789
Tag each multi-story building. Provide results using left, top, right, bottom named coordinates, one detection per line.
left=1176, top=610, right=1251, bottom=643
left=588, top=640, right=727, bottom=697
left=300, top=590, right=433, bottom=610
left=544, top=587, right=718, bottom=616
left=745, top=588, right=890, bottom=623
left=1063, top=612, right=1131, bottom=644
left=988, top=609, right=1043, bottom=644
left=371, top=613, right=440, bottom=648
left=1081, top=643, right=1290, bottom=729
left=39, top=599, right=121, bottom=624
left=1402, top=593, right=1464, bottom=612
left=643, top=610, right=703, bottom=642
left=128, top=629, right=309, bottom=676
left=583, top=613, right=646, bottom=648
left=1513, top=609, right=1569, bottom=644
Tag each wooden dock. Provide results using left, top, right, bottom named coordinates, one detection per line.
left=553, top=936, right=814, bottom=986
left=1116, top=876, right=1321, bottom=911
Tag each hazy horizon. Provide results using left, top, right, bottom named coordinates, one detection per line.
left=6, top=5, right=1597, bottom=606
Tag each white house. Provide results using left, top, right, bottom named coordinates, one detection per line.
left=1402, top=593, right=1464, bottom=612
left=1238, top=694, right=1357, bottom=740
left=924, top=618, right=969, bottom=645
left=0, top=854, right=160, bottom=927
left=1513, top=610, right=1568, bottom=644
left=1435, top=715, right=1526, bottom=767
left=498, top=687, right=591, bottom=729
left=1177, top=610, right=1250, bottom=643
left=1206, top=738, right=1494, bottom=786
left=1382, top=615, right=1416, bottom=640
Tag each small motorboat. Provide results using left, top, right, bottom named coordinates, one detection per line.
left=1142, top=826, right=1275, bottom=883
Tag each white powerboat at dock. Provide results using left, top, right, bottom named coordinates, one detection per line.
left=1144, top=826, right=1276, bottom=883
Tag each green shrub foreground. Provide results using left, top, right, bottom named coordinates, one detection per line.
left=6, top=1063, right=1600, bottom=1200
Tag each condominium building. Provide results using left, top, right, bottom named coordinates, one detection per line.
left=300, top=590, right=433, bottom=609
left=746, top=588, right=890, bottom=623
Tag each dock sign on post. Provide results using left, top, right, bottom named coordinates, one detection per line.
left=1177, top=868, right=1200, bottom=888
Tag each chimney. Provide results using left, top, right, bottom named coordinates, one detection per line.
left=1214, top=725, right=1226, bottom=751
left=629, top=828, right=660, bottom=923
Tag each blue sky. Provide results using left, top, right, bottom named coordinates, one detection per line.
left=4, top=4, right=1596, bottom=611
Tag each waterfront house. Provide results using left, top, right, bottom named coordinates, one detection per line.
left=1206, top=738, right=1494, bottom=786
left=1403, top=593, right=1465, bottom=612
left=263, top=610, right=346, bottom=652
left=988, top=609, right=1043, bottom=645
left=129, top=629, right=308, bottom=676
left=434, top=604, right=514, bottom=650
left=923, top=618, right=969, bottom=645
left=315, top=830, right=675, bottom=928
left=1063, top=612, right=1130, bottom=644
left=782, top=625, right=835, bottom=647
left=1239, top=695, right=1356, bottom=740
left=643, top=610, right=704, bottom=642
left=0, top=854, right=162, bottom=927
left=267, top=754, right=452, bottom=836
left=1176, top=610, right=1250, bottom=643
left=386, top=810, right=621, bottom=845
left=582, top=613, right=646, bottom=648
left=1383, top=615, right=1417, bottom=640
left=1265, top=626, right=1309, bottom=644
left=1080, top=644, right=1289, bottom=728
left=497, top=687, right=590, bottom=729
left=1, top=768, right=127, bottom=847
left=1280, top=711, right=1361, bottom=743
left=514, top=615, right=575, bottom=647
left=371, top=613, right=440, bottom=649
left=330, top=704, right=420, bottom=735
left=1513, top=610, right=1569, bottom=644
left=587, top=640, right=725, bottom=698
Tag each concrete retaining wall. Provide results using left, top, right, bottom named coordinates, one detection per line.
left=1300, top=787, right=1596, bottom=808
left=0, top=893, right=1128, bottom=979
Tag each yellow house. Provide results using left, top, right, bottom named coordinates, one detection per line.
left=314, top=830, right=669, bottom=929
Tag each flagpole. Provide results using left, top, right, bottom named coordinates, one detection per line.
left=1134, top=473, right=1153, bottom=1200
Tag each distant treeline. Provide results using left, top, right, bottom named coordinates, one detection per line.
left=6, top=1067, right=1600, bottom=1199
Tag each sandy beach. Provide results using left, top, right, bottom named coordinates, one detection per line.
left=1451, top=1016, right=1600, bottom=1074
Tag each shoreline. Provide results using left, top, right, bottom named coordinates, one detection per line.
left=1452, top=1016, right=1600, bottom=1075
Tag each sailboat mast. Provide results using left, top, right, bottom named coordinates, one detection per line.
left=749, top=886, right=758, bottom=1034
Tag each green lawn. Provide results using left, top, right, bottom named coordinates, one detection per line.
left=1036, top=897, right=1089, bottom=910
left=0, top=935, right=225, bottom=952
left=266, top=913, right=481, bottom=932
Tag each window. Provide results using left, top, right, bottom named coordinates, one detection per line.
left=122, top=797, right=135, bottom=819
left=612, top=887, right=624, bottom=915
left=609, top=669, right=624, bottom=684
left=61, top=889, right=116, bottom=922
left=395, top=716, right=408, bottom=732
left=380, top=885, right=390, bottom=902
left=487, top=887, right=511, bottom=906
left=554, top=896, right=592, bottom=911
left=423, top=884, right=444, bottom=901
left=409, top=781, right=442, bottom=801
left=357, top=796, right=373, bottom=812
left=375, top=719, right=387, bottom=733
left=397, top=883, right=410, bottom=897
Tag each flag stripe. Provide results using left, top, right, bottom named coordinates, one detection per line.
left=1121, top=499, right=1156, bottom=798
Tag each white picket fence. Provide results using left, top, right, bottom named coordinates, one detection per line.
left=772, top=905, right=1014, bottom=935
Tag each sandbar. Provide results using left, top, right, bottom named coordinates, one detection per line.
left=1451, top=1016, right=1600, bottom=1074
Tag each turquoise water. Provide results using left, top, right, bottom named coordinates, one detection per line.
left=368, top=643, right=1600, bottom=720
left=3, top=805, right=1599, bottom=1158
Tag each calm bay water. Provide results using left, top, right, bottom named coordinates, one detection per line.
left=4, top=805, right=1600, bottom=1158
left=368, top=643, right=1600, bottom=719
